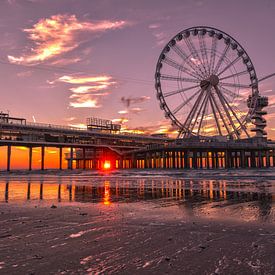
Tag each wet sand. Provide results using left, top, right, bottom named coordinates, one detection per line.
left=0, top=202, right=274, bottom=274
left=0, top=170, right=274, bottom=274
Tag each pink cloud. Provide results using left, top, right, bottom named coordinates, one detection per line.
left=8, top=14, right=127, bottom=64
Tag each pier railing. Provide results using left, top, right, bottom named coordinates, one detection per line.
left=0, top=120, right=169, bottom=140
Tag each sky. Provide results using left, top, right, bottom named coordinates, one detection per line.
left=0, top=0, right=275, bottom=137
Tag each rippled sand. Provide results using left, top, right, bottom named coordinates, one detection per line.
left=0, top=169, right=274, bottom=274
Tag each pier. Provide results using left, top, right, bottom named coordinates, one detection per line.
left=1, top=112, right=275, bottom=170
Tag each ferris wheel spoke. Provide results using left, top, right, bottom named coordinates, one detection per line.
left=222, top=88, right=247, bottom=121
left=162, top=57, right=201, bottom=80
left=189, top=91, right=209, bottom=133
left=209, top=94, right=222, bottom=136
left=198, top=34, right=210, bottom=75
left=160, top=74, right=200, bottom=83
left=172, top=88, right=202, bottom=114
left=220, top=82, right=251, bottom=89
left=197, top=93, right=210, bottom=135
left=219, top=86, right=238, bottom=99
left=213, top=44, right=230, bottom=75
left=214, top=86, right=241, bottom=138
left=163, top=84, right=200, bottom=98
left=209, top=36, right=218, bottom=74
left=184, top=37, right=208, bottom=77
left=220, top=85, right=251, bottom=118
left=217, top=86, right=250, bottom=137
left=217, top=55, right=242, bottom=76
left=219, top=70, right=249, bottom=81
left=171, top=44, right=204, bottom=79
left=209, top=93, right=231, bottom=136
left=218, top=85, right=245, bottom=100
left=181, top=88, right=206, bottom=133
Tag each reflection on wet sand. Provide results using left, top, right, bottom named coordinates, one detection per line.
left=0, top=178, right=274, bottom=222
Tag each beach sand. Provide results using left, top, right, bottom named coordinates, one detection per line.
left=0, top=199, right=274, bottom=274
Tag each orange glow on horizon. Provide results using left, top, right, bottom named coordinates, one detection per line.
left=0, top=146, right=70, bottom=170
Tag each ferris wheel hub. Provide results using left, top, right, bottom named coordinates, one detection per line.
left=208, top=74, right=219, bottom=86
left=200, top=75, right=219, bottom=90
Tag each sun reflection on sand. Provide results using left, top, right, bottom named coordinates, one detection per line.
left=103, top=181, right=111, bottom=206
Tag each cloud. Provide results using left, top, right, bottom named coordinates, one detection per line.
left=118, top=108, right=144, bottom=115
left=56, top=75, right=112, bottom=84
left=112, top=118, right=129, bottom=124
left=266, top=95, right=275, bottom=107
left=50, top=57, right=82, bottom=66
left=129, top=107, right=144, bottom=114
left=70, top=85, right=110, bottom=94
left=68, top=123, right=87, bottom=129
left=7, top=14, right=127, bottom=64
left=53, top=74, right=115, bottom=108
left=118, top=110, right=128, bottom=114
left=262, top=89, right=273, bottom=95
left=69, top=95, right=100, bottom=108
left=118, top=119, right=178, bottom=136
left=265, top=113, right=275, bottom=120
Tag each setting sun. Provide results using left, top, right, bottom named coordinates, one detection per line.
left=103, top=160, right=111, bottom=170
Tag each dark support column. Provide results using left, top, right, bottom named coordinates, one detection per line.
left=153, top=153, right=157, bottom=169
left=266, top=151, right=270, bottom=168
left=215, top=152, right=219, bottom=168
left=59, top=147, right=62, bottom=170
left=193, top=151, right=198, bottom=169
left=181, top=151, right=184, bottom=169
left=41, top=146, right=45, bottom=170
left=118, top=157, right=122, bottom=169
left=211, top=152, right=215, bottom=169
left=69, top=147, right=73, bottom=170
left=240, top=150, right=245, bottom=168
left=132, top=154, right=136, bottom=168
left=200, top=152, right=203, bottom=169
left=158, top=153, right=161, bottom=168
left=93, top=148, right=97, bottom=169
left=7, top=145, right=11, bottom=172
left=172, top=151, right=176, bottom=169
left=29, top=147, right=33, bottom=171
left=251, top=151, right=256, bottom=168
left=83, top=148, right=86, bottom=169
left=184, top=150, right=189, bottom=169
left=225, top=150, right=229, bottom=169
left=258, top=151, right=263, bottom=168
left=163, top=151, right=167, bottom=169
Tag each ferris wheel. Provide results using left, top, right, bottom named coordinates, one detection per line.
left=155, top=26, right=259, bottom=139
